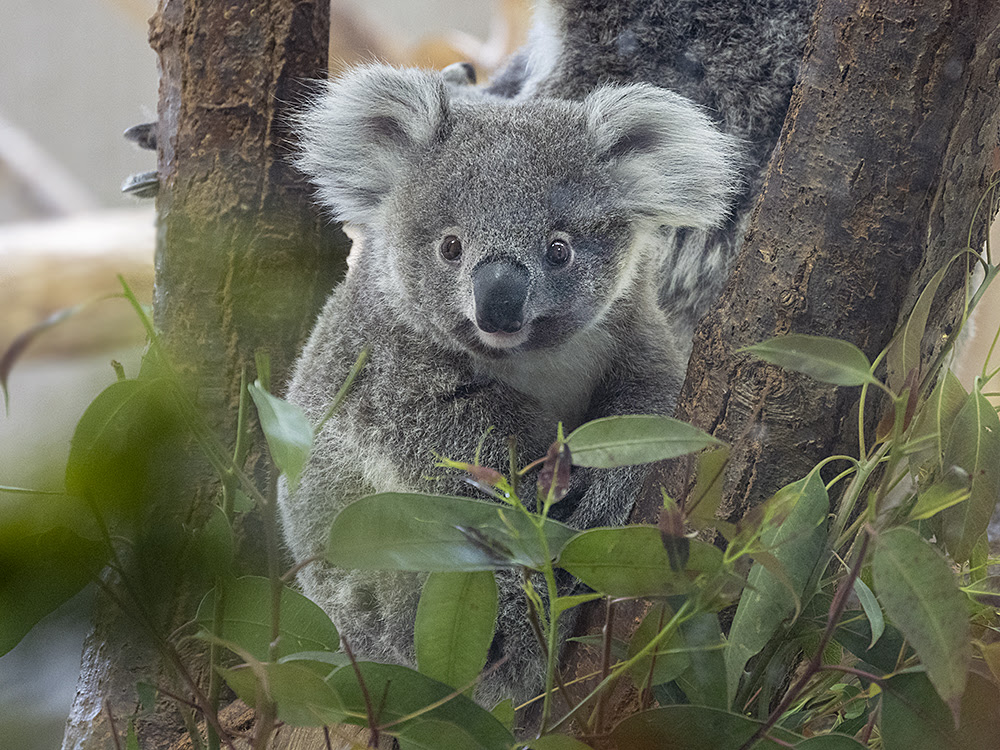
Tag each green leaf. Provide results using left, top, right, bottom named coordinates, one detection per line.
left=851, top=578, right=884, bottom=649
left=938, top=383, right=1000, bottom=562
left=881, top=672, right=1000, bottom=750
left=415, top=571, right=498, bottom=691
left=565, top=415, right=720, bottom=469
left=794, top=736, right=866, bottom=749
left=397, top=719, right=486, bottom=750
left=907, top=467, right=970, bottom=522
left=327, top=493, right=577, bottom=572
left=725, top=472, right=829, bottom=705
left=558, top=526, right=723, bottom=598
left=886, top=263, right=949, bottom=393
left=523, top=736, right=597, bottom=749
left=609, top=705, right=799, bottom=749
left=248, top=382, right=313, bottom=491
left=907, top=370, right=967, bottom=475
left=196, top=576, right=339, bottom=661
left=489, top=699, right=514, bottom=731
left=743, top=334, right=878, bottom=387
left=192, top=505, right=235, bottom=579
left=327, top=661, right=514, bottom=748
left=673, top=613, right=728, bottom=710
left=686, top=446, right=729, bottom=530
left=0, top=491, right=105, bottom=655
left=223, top=662, right=347, bottom=727
left=873, top=527, right=970, bottom=719
left=65, top=377, right=185, bottom=517
left=628, top=602, right=690, bottom=689
left=125, top=720, right=140, bottom=750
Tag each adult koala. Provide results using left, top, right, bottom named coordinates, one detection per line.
left=279, top=64, right=739, bottom=707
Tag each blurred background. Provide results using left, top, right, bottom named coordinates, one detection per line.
left=0, top=1, right=526, bottom=747
left=0, top=1, right=997, bottom=749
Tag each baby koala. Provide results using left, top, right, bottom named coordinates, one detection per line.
left=279, top=64, right=738, bottom=707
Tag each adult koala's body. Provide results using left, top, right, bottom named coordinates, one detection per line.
left=280, top=65, right=738, bottom=706
left=486, top=0, right=815, bottom=330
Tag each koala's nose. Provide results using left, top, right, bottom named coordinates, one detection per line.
left=472, top=260, right=529, bottom=334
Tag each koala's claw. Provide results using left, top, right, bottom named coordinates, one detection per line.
left=123, top=122, right=158, bottom=151
left=121, top=170, right=159, bottom=198
left=442, top=61, right=477, bottom=87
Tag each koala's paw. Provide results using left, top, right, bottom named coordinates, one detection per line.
left=442, top=61, right=477, bottom=87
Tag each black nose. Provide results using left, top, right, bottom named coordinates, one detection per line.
left=472, top=260, right=529, bottom=334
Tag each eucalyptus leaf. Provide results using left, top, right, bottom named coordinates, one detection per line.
left=415, top=571, right=498, bottom=691
left=725, top=471, right=829, bottom=705
left=795, top=736, right=866, bottom=749
left=938, top=384, right=1000, bottom=562
left=886, top=263, right=949, bottom=393
left=327, top=493, right=577, bottom=572
left=223, top=662, right=348, bottom=727
left=523, top=736, right=597, bottom=749
left=248, top=381, right=313, bottom=491
left=196, top=576, right=339, bottom=661
left=687, top=446, right=729, bottom=530
left=326, top=661, right=514, bottom=748
left=609, top=705, right=799, bottom=749
left=397, top=719, right=486, bottom=750
left=907, top=467, right=970, bottom=522
left=672, top=612, right=728, bottom=709
left=873, top=527, right=970, bottom=720
left=851, top=577, right=884, bottom=649
left=628, top=602, right=690, bottom=689
left=743, top=334, right=878, bottom=387
left=558, top=526, right=723, bottom=597
left=565, top=415, right=720, bottom=469
left=907, top=370, right=967, bottom=475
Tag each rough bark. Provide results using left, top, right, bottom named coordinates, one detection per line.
left=61, top=3, right=345, bottom=749
left=566, top=0, right=1000, bottom=735
left=644, top=0, right=1000, bottom=523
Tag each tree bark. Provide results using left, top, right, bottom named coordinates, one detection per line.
left=61, top=3, right=344, bottom=749
left=566, top=0, right=1000, bottom=734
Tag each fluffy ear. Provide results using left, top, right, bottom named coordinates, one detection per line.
left=294, top=65, right=450, bottom=224
left=583, top=84, right=742, bottom=229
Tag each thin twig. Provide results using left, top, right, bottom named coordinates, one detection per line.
left=341, top=636, right=380, bottom=748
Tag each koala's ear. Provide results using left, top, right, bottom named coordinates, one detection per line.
left=583, top=84, right=741, bottom=229
left=294, top=65, right=450, bottom=224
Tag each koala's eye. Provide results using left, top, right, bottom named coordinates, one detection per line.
left=440, top=235, right=463, bottom=262
left=545, top=238, right=572, bottom=266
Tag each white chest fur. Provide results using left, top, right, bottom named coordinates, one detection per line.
left=479, top=327, right=616, bottom=430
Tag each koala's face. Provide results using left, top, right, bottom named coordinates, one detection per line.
left=296, top=66, right=738, bottom=357
left=378, top=104, right=634, bottom=356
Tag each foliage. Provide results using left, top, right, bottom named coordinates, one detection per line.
left=3, top=225, right=1000, bottom=750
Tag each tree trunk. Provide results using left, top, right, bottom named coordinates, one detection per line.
left=567, top=0, right=1000, bottom=731
left=645, top=0, right=1000, bottom=523
left=61, top=3, right=344, bottom=749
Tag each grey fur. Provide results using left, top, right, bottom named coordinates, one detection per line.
left=486, top=0, right=815, bottom=329
left=281, top=63, right=739, bottom=707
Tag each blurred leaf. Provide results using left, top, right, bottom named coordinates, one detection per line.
left=886, top=263, right=949, bottom=393
left=628, top=602, right=690, bottom=689
left=192, top=505, right=235, bottom=579
left=609, top=705, right=799, bottom=749
left=327, top=661, right=514, bottom=748
left=852, top=578, right=884, bottom=649
left=327, top=493, right=576, bottom=572
left=248, top=382, right=313, bottom=491
left=523, top=736, right=596, bottom=749
left=833, top=612, right=909, bottom=674
left=743, top=334, right=878, bottom=387
left=489, top=699, right=514, bottom=731
left=794, top=736, right=866, bottom=749
left=686, top=446, right=729, bottom=530
left=881, top=671, right=1000, bottom=750
left=397, top=719, right=486, bottom=750
left=725, top=472, right=829, bottom=705
left=908, top=467, right=970, bottom=522
left=873, top=527, right=970, bottom=720
left=962, top=576, right=1000, bottom=608
left=65, top=377, right=186, bottom=519
left=0, top=491, right=104, bottom=655
left=415, top=571, right=497, bottom=692
left=223, top=661, right=347, bottom=727
left=125, top=720, right=140, bottom=750
left=558, top=526, right=722, bottom=597
left=196, top=576, right=339, bottom=661
left=538, top=440, right=572, bottom=505
left=566, top=416, right=720, bottom=469
left=980, top=641, right=1000, bottom=683
left=938, top=384, right=1000, bottom=562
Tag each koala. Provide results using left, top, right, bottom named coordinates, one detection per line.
left=278, top=63, right=739, bottom=708
left=482, top=0, right=815, bottom=331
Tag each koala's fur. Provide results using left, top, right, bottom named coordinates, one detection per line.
left=486, top=0, right=815, bottom=330
left=281, top=65, right=738, bottom=706
left=280, top=0, right=813, bottom=712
